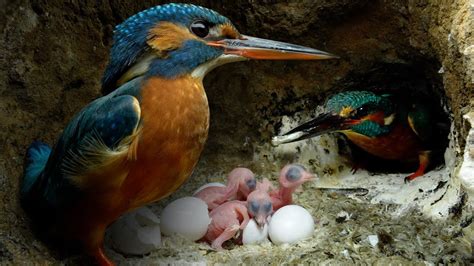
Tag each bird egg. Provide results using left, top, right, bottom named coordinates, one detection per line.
left=160, top=197, right=210, bottom=241
left=269, top=205, right=314, bottom=244
left=109, top=207, right=161, bottom=255
left=242, top=219, right=269, bottom=245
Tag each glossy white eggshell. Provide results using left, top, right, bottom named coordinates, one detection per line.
left=242, top=219, right=269, bottom=245
left=160, top=197, right=210, bottom=241
left=269, top=205, right=314, bottom=244
left=109, top=207, right=161, bottom=255
left=193, top=182, right=226, bottom=195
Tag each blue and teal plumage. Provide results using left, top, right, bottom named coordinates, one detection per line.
left=21, top=81, right=142, bottom=213
left=148, top=40, right=222, bottom=78
left=407, top=102, right=435, bottom=142
left=102, top=3, right=231, bottom=93
left=327, top=91, right=394, bottom=115
left=327, top=91, right=378, bottom=113
left=326, top=91, right=395, bottom=137
left=340, top=92, right=438, bottom=143
left=21, top=141, right=51, bottom=198
left=351, top=120, right=391, bottom=137
left=274, top=89, right=446, bottom=182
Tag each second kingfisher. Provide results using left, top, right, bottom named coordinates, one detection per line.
left=272, top=90, right=448, bottom=182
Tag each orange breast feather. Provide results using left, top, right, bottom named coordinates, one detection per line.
left=122, top=75, right=210, bottom=209
left=343, top=123, right=423, bottom=161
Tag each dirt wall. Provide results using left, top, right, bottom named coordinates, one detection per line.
left=0, top=0, right=472, bottom=263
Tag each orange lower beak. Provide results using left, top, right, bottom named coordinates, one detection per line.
left=207, top=35, right=338, bottom=60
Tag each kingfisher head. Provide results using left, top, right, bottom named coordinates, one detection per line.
left=101, top=3, right=337, bottom=94
left=272, top=91, right=397, bottom=145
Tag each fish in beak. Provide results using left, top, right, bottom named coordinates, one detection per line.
left=208, top=35, right=338, bottom=60
left=272, top=113, right=349, bottom=146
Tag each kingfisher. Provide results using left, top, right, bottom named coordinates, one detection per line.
left=272, top=90, right=447, bottom=182
left=20, top=3, right=336, bottom=265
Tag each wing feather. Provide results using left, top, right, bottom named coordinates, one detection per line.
left=37, top=87, right=142, bottom=207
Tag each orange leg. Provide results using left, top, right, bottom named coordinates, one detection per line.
left=404, top=151, right=430, bottom=183
left=92, top=245, right=114, bottom=266
left=82, top=226, right=114, bottom=266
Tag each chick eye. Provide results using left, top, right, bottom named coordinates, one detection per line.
left=263, top=202, right=272, bottom=213
left=286, top=167, right=302, bottom=181
left=249, top=201, right=259, bottom=213
left=246, top=178, right=256, bottom=191
left=190, top=21, right=209, bottom=38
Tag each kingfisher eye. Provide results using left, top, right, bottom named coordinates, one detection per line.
left=352, top=106, right=368, bottom=118
left=190, top=21, right=209, bottom=38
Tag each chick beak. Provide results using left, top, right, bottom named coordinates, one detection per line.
left=303, top=173, right=317, bottom=182
left=255, top=214, right=268, bottom=228
left=207, top=35, right=338, bottom=60
left=272, top=113, right=348, bottom=146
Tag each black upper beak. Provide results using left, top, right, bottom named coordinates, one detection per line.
left=272, top=113, right=346, bottom=145
left=207, top=35, right=338, bottom=60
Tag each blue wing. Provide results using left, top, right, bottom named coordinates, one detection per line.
left=30, top=79, right=143, bottom=210
left=407, top=102, right=434, bottom=143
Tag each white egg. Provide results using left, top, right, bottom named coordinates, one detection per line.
left=109, top=207, right=161, bottom=255
left=242, top=219, right=269, bottom=245
left=193, top=182, right=226, bottom=195
left=269, top=205, right=314, bottom=244
left=160, top=197, right=210, bottom=241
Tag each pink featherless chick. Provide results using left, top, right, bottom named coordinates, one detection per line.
left=233, top=168, right=258, bottom=201
left=203, top=183, right=274, bottom=250
left=269, top=164, right=315, bottom=211
left=203, top=200, right=250, bottom=250
left=246, top=181, right=274, bottom=227
left=194, top=168, right=256, bottom=210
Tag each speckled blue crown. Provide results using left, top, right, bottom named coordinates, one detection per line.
left=102, top=3, right=231, bottom=93
left=327, top=91, right=383, bottom=113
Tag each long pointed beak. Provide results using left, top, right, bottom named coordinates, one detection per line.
left=272, top=113, right=347, bottom=146
left=207, top=35, right=338, bottom=60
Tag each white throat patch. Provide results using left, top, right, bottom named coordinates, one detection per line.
left=191, top=54, right=247, bottom=80
left=384, top=113, right=396, bottom=125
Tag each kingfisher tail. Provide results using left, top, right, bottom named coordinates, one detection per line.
left=21, top=141, right=51, bottom=199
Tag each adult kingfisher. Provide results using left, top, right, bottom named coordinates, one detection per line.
left=272, top=90, right=447, bottom=182
left=20, top=3, right=336, bottom=265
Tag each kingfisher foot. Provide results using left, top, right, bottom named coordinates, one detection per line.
left=350, top=160, right=368, bottom=174
left=404, top=172, right=423, bottom=183
left=404, top=151, right=430, bottom=183
left=92, top=246, right=115, bottom=266
left=351, top=165, right=360, bottom=174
